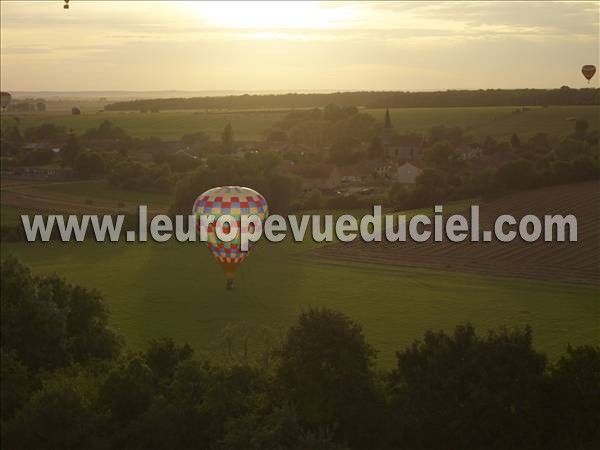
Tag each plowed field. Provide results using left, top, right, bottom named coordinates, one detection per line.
left=315, top=182, right=600, bottom=284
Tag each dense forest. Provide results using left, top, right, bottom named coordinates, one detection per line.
left=1, top=256, right=599, bottom=450
left=104, top=88, right=600, bottom=111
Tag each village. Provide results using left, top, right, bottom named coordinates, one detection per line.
left=1, top=101, right=502, bottom=210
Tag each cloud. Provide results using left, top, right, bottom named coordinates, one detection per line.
left=0, top=1, right=598, bottom=90
left=416, top=1, right=599, bottom=35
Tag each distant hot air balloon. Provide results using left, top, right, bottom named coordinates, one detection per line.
left=0, top=92, right=11, bottom=110
left=64, top=0, right=70, bottom=9
left=581, top=65, right=596, bottom=83
left=193, top=186, right=268, bottom=289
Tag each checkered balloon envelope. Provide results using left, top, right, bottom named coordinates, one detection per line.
left=192, top=186, right=269, bottom=288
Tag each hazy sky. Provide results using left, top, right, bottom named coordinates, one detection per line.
left=1, top=1, right=598, bottom=92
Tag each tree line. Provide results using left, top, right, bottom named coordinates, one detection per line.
left=104, top=88, right=600, bottom=111
left=1, top=256, right=599, bottom=450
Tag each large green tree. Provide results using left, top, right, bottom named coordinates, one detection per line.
left=388, top=324, right=547, bottom=449
left=0, top=256, right=121, bottom=372
left=275, top=308, right=383, bottom=449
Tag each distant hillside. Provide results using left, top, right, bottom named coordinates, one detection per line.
left=315, top=181, right=600, bottom=284
left=104, top=88, right=600, bottom=111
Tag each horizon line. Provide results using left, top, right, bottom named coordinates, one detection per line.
left=4, top=86, right=597, bottom=98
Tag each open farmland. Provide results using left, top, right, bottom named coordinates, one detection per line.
left=2, top=234, right=599, bottom=369
left=369, top=105, right=600, bottom=142
left=0, top=109, right=285, bottom=141
left=0, top=178, right=171, bottom=219
left=0, top=205, right=42, bottom=226
left=2, top=104, right=598, bottom=141
left=1, top=106, right=599, bottom=369
left=1, top=190, right=598, bottom=368
left=316, top=181, right=600, bottom=284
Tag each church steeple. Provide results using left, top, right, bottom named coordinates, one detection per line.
left=384, top=107, right=392, bottom=129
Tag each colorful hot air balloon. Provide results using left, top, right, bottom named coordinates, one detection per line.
left=193, top=186, right=268, bottom=289
left=0, top=92, right=11, bottom=110
left=581, top=65, right=596, bottom=83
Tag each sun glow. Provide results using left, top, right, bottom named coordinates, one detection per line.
left=184, top=1, right=358, bottom=29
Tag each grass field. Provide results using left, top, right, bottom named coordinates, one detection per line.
left=1, top=109, right=284, bottom=141
left=2, top=230, right=598, bottom=368
left=0, top=179, right=173, bottom=220
left=2, top=195, right=598, bottom=368
left=0, top=177, right=470, bottom=226
left=40, top=180, right=173, bottom=207
left=369, top=105, right=600, bottom=142
left=3, top=104, right=597, bottom=141
left=0, top=205, right=41, bottom=226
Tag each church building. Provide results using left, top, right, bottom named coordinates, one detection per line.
left=380, top=108, right=424, bottom=161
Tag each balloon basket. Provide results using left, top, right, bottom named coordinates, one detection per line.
left=226, top=279, right=234, bottom=290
